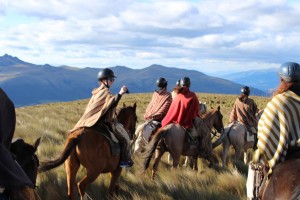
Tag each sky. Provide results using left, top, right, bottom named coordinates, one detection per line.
left=0, top=0, right=300, bottom=75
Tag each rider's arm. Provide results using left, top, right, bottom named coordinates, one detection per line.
left=229, top=102, right=237, bottom=123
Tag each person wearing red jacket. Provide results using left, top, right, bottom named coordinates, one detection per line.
left=161, top=77, right=200, bottom=142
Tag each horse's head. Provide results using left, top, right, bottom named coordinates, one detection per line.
left=199, top=102, right=207, bottom=116
left=116, top=102, right=137, bottom=140
left=203, top=106, right=224, bottom=134
left=10, top=137, right=41, bottom=186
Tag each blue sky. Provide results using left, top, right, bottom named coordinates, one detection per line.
left=0, top=0, right=300, bottom=74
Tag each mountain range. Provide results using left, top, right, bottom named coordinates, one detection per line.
left=0, top=54, right=269, bottom=107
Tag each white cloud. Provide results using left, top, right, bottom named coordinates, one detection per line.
left=0, top=0, right=300, bottom=73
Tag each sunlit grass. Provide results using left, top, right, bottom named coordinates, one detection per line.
left=13, top=93, right=269, bottom=199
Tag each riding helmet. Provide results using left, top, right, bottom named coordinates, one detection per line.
left=278, top=62, right=300, bottom=82
left=180, top=77, right=191, bottom=87
left=241, top=86, right=250, bottom=96
left=156, top=77, right=168, bottom=88
left=97, top=68, right=116, bottom=81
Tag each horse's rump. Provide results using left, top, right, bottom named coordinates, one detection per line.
left=262, top=159, right=300, bottom=200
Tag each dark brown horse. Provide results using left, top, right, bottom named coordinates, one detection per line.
left=0, top=88, right=41, bottom=200
left=143, top=106, right=224, bottom=178
left=38, top=102, right=137, bottom=200
left=260, top=159, right=300, bottom=200
left=10, top=137, right=41, bottom=186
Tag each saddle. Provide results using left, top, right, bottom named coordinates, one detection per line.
left=89, top=123, right=121, bottom=156
left=143, top=120, right=160, bottom=142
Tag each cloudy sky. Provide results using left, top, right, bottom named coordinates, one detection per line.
left=0, top=0, right=299, bottom=74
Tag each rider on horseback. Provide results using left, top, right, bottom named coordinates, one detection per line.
left=69, top=68, right=133, bottom=168
left=229, top=86, right=259, bottom=149
left=247, top=62, right=300, bottom=199
left=134, top=77, right=172, bottom=154
left=171, top=79, right=181, bottom=99
left=161, top=77, right=200, bottom=144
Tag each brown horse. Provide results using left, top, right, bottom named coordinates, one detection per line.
left=260, top=159, right=300, bottom=200
left=143, top=106, right=224, bottom=178
left=38, top=102, right=137, bottom=200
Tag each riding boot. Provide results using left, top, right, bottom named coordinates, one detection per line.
left=187, top=127, right=198, bottom=145
left=112, top=122, right=134, bottom=168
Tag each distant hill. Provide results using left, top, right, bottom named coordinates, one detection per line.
left=218, top=68, right=280, bottom=93
left=0, top=54, right=266, bottom=107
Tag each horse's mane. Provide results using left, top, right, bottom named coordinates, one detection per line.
left=201, top=108, right=215, bottom=118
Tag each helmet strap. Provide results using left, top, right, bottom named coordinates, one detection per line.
left=101, top=79, right=110, bottom=88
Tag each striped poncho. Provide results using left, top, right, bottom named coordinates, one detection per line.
left=144, top=89, right=172, bottom=122
left=253, top=90, right=300, bottom=175
left=69, top=84, right=115, bottom=132
left=229, top=97, right=258, bottom=128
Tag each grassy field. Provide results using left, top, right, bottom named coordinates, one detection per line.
left=14, top=93, right=270, bottom=200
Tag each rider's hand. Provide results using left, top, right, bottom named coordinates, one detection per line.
left=119, top=85, right=128, bottom=95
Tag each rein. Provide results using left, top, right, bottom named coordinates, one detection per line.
left=199, top=111, right=221, bottom=138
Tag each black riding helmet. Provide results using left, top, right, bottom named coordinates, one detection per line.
left=241, top=86, right=250, bottom=96
left=97, top=68, right=116, bottom=81
left=278, top=62, right=300, bottom=82
left=180, top=77, right=191, bottom=87
left=156, top=77, right=168, bottom=88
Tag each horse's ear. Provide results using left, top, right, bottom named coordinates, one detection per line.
left=123, top=103, right=126, bottom=108
left=33, top=137, right=41, bottom=151
left=133, top=102, right=137, bottom=110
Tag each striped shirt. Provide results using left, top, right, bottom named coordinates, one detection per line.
left=253, top=90, right=300, bottom=175
left=144, top=89, right=172, bottom=122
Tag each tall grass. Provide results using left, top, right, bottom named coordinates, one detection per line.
left=14, top=93, right=269, bottom=200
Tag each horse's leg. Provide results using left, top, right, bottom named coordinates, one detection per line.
left=167, top=153, right=173, bottom=164
left=222, top=139, right=230, bottom=168
left=77, top=169, right=101, bottom=200
left=108, top=167, right=122, bottom=195
left=233, top=145, right=242, bottom=162
left=65, top=149, right=80, bottom=200
left=192, top=156, right=198, bottom=171
left=152, top=147, right=165, bottom=179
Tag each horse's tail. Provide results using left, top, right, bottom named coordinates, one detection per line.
left=142, top=128, right=166, bottom=171
left=212, top=126, right=230, bottom=149
left=38, top=134, right=81, bottom=172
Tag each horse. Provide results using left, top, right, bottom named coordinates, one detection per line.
left=133, top=102, right=207, bottom=156
left=260, top=159, right=300, bottom=200
left=217, top=110, right=264, bottom=167
left=0, top=88, right=41, bottom=200
left=9, top=138, right=41, bottom=200
left=10, top=137, right=41, bottom=186
left=143, top=106, right=224, bottom=178
left=38, top=102, right=137, bottom=200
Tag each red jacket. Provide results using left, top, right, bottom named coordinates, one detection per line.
left=161, top=87, right=199, bottom=128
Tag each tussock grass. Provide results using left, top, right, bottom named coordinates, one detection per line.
left=13, top=93, right=269, bottom=199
